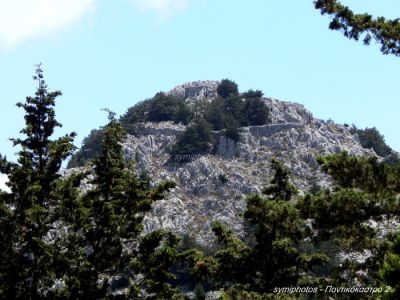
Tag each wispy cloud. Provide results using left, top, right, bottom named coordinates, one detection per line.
left=0, top=0, right=95, bottom=49
left=130, top=0, right=188, bottom=20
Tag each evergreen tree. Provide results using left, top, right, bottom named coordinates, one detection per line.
left=297, top=152, right=400, bottom=289
left=58, top=112, right=180, bottom=298
left=357, top=127, right=393, bottom=157
left=147, top=93, right=191, bottom=124
left=380, top=233, right=400, bottom=299
left=223, top=117, right=240, bottom=142
left=120, top=99, right=152, bottom=125
left=190, top=161, right=326, bottom=297
left=242, top=97, right=269, bottom=126
left=205, top=98, right=226, bottom=131
left=262, top=159, right=298, bottom=201
left=242, top=89, right=264, bottom=99
left=242, top=194, right=327, bottom=293
left=317, top=151, right=399, bottom=195
left=0, top=65, right=76, bottom=298
left=223, top=95, right=245, bottom=125
left=170, top=119, right=214, bottom=160
left=67, top=128, right=105, bottom=168
left=217, top=79, right=239, bottom=99
left=315, top=0, right=400, bottom=56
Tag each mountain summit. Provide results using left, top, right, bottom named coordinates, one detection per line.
left=68, top=80, right=378, bottom=246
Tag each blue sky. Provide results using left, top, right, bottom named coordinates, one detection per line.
left=0, top=0, right=399, bottom=171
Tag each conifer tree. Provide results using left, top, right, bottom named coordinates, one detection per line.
left=191, top=160, right=326, bottom=297
left=262, top=159, right=298, bottom=201
left=315, top=0, right=400, bottom=56
left=297, top=152, right=400, bottom=288
left=0, top=65, right=76, bottom=298
left=380, top=233, right=400, bottom=299
left=216, top=79, right=239, bottom=99
left=58, top=112, right=181, bottom=298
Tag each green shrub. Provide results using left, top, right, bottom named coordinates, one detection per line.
left=357, top=127, right=393, bottom=157
left=223, top=117, right=241, bottom=142
left=148, top=92, right=192, bottom=124
left=120, top=98, right=152, bottom=125
left=242, top=89, right=264, bottom=99
left=218, top=173, right=228, bottom=184
left=242, top=97, right=269, bottom=126
left=170, top=119, right=214, bottom=161
left=217, top=79, right=239, bottom=99
left=67, top=128, right=105, bottom=168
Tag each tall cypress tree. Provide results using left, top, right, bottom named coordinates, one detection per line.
left=0, top=65, right=76, bottom=298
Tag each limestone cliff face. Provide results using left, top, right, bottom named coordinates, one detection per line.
left=116, top=81, right=375, bottom=245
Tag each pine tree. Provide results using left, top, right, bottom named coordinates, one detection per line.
left=262, top=159, right=298, bottom=201
left=192, top=161, right=326, bottom=296
left=0, top=65, right=76, bottom=298
left=58, top=112, right=180, bottom=298
left=296, top=152, right=400, bottom=288
left=380, top=233, right=400, bottom=299
left=315, top=0, right=400, bottom=56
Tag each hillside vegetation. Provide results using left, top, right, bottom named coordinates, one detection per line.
left=2, top=69, right=400, bottom=299
left=68, top=79, right=270, bottom=168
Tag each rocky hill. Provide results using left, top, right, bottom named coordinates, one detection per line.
left=94, top=81, right=376, bottom=246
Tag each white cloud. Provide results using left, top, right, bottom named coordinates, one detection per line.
left=0, top=174, right=10, bottom=193
left=131, top=0, right=188, bottom=20
left=0, top=0, right=95, bottom=49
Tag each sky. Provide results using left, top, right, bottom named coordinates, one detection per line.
left=0, top=0, right=399, bottom=190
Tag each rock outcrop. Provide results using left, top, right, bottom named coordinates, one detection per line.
left=113, top=81, right=376, bottom=246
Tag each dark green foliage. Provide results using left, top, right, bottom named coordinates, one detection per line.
left=194, top=283, right=206, bottom=300
left=242, top=97, right=269, bottom=126
left=298, top=189, right=393, bottom=249
left=206, top=91, right=269, bottom=132
left=357, top=127, right=393, bottom=157
left=120, top=98, right=152, bottom=125
left=0, top=65, right=76, bottom=298
left=242, top=89, right=264, bottom=99
left=317, top=151, right=399, bottom=194
left=262, top=159, right=298, bottom=201
left=315, top=0, right=400, bottom=56
left=384, top=153, right=400, bottom=167
left=205, top=98, right=226, bottom=131
left=120, top=93, right=192, bottom=126
left=297, top=152, right=400, bottom=289
left=119, top=98, right=153, bottom=134
left=147, top=93, right=192, bottom=124
left=67, top=128, right=105, bottom=168
left=211, top=222, right=252, bottom=286
left=223, top=95, right=245, bottom=125
left=242, top=195, right=326, bottom=292
left=217, top=79, right=239, bottom=98
left=189, top=152, right=400, bottom=296
left=72, top=80, right=269, bottom=166
left=170, top=119, right=213, bottom=160
left=136, top=231, right=184, bottom=299
left=188, top=164, right=327, bottom=296
left=380, top=233, right=400, bottom=299
left=0, top=68, right=184, bottom=298
left=58, top=113, right=181, bottom=298
left=204, top=90, right=269, bottom=144
left=217, top=173, right=228, bottom=184
left=223, top=117, right=241, bottom=142
left=71, top=93, right=194, bottom=167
